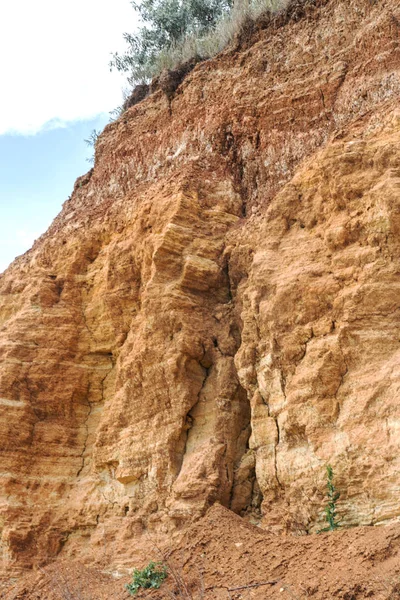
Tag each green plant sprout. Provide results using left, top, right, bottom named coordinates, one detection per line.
left=318, top=464, right=341, bottom=532
left=126, top=561, right=168, bottom=596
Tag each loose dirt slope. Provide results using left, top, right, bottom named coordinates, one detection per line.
left=4, top=505, right=400, bottom=599
left=1, top=0, right=400, bottom=592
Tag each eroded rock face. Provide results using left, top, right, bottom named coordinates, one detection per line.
left=230, top=111, right=400, bottom=533
left=0, top=0, right=400, bottom=578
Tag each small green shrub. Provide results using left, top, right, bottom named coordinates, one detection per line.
left=84, top=129, right=102, bottom=165
left=111, top=0, right=288, bottom=86
left=126, top=561, right=168, bottom=596
left=318, top=464, right=341, bottom=532
left=110, top=0, right=233, bottom=85
left=84, top=129, right=101, bottom=148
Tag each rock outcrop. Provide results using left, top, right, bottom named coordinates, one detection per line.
left=1, top=0, right=400, bottom=580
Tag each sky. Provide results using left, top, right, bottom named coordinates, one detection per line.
left=0, top=0, right=138, bottom=273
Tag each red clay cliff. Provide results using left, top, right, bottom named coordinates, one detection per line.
left=1, top=0, right=400, bottom=597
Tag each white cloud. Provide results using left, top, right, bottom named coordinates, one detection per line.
left=0, top=0, right=137, bottom=135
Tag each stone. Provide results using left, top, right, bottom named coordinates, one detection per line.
left=0, top=0, right=400, bottom=581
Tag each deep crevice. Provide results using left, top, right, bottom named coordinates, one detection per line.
left=174, top=363, right=210, bottom=480
left=76, top=363, right=113, bottom=478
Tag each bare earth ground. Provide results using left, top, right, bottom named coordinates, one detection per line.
left=3, top=505, right=400, bottom=600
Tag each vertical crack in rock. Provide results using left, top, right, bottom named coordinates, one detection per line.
left=175, top=363, right=209, bottom=480
left=273, top=416, right=283, bottom=490
left=80, top=303, right=96, bottom=343
left=77, top=359, right=114, bottom=478
left=76, top=383, right=92, bottom=478
left=222, top=263, right=233, bottom=304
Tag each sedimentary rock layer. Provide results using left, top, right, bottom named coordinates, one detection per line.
left=0, top=0, right=399, bottom=577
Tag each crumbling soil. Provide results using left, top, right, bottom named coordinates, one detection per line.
left=4, top=505, right=400, bottom=599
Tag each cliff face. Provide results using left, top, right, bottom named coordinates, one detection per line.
left=1, top=0, right=400, bottom=578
